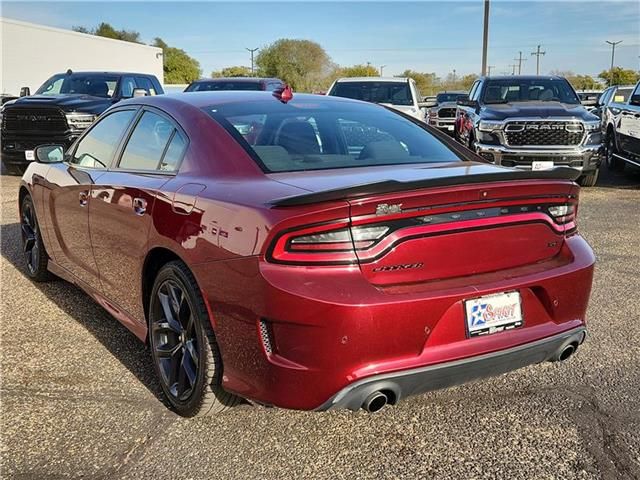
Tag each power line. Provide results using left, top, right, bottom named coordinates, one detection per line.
left=245, top=47, right=258, bottom=75
left=531, top=45, right=546, bottom=75
left=481, top=0, right=490, bottom=75
left=514, top=51, right=527, bottom=75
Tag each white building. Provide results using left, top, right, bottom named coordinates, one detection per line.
left=0, top=17, right=164, bottom=96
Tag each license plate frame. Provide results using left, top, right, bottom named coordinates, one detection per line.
left=531, top=160, right=554, bottom=171
left=464, top=291, right=524, bottom=337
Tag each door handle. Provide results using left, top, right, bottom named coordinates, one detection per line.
left=133, top=197, right=147, bottom=216
left=79, top=191, right=89, bottom=207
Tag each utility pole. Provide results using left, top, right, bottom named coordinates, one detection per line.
left=379, top=65, right=386, bottom=76
left=509, top=64, right=517, bottom=75
left=246, top=47, right=259, bottom=76
left=531, top=45, right=546, bottom=75
left=514, top=51, right=526, bottom=75
left=452, top=69, right=457, bottom=85
left=487, top=65, right=495, bottom=76
left=481, top=0, right=490, bottom=76
left=605, top=40, right=622, bottom=85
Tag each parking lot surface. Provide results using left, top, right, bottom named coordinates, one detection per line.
left=1, top=169, right=639, bottom=480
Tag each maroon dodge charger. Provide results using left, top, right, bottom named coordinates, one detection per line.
left=19, top=90, right=595, bottom=416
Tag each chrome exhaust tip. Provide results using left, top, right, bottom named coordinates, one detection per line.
left=362, top=391, right=388, bottom=413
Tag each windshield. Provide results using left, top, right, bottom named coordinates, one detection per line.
left=437, top=93, right=467, bottom=103
left=185, top=81, right=263, bottom=92
left=482, top=78, right=580, bottom=104
left=203, top=98, right=460, bottom=173
left=329, top=81, right=414, bottom=106
left=36, top=74, right=118, bottom=98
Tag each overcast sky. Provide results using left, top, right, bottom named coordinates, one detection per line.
left=3, top=1, right=639, bottom=78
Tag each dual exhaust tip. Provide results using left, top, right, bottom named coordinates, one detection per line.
left=361, top=342, right=580, bottom=413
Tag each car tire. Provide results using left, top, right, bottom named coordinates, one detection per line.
left=148, top=260, right=240, bottom=417
left=605, top=132, right=624, bottom=172
left=578, top=169, right=599, bottom=187
left=20, top=194, right=52, bottom=282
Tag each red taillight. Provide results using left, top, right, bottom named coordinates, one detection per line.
left=267, top=222, right=389, bottom=265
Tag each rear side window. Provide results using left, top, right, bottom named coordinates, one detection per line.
left=160, top=131, right=187, bottom=171
left=71, top=110, right=136, bottom=169
left=119, top=111, right=174, bottom=171
left=330, top=81, right=413, bottom=106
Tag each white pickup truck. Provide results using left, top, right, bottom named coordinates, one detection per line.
left=327, top=77, right=427, bottom=122
left=602, top=80, right=640, bottom=172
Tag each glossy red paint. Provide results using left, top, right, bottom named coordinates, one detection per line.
left=20, top=92, right=595, bottom=411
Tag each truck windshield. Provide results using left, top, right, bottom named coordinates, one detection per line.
left=482, top=78, right=580, bottom=105
left=329, top=81, right=413, bottom=106
left=203, top=98, right=459, bottom=173
left=436, top=93, right=467, bottom=103
left=185, top=81, right=263, bottom=92
left=36, top=74, right=119, bottom=98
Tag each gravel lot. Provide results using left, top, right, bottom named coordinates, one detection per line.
left=1, top=168, right=639, bottom=480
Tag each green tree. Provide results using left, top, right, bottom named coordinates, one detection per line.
left=337, top=64, right=379, bottom=78
left=400, top=70, right=439, bottom=96
left=211, top=66, right=252, bottom=78
left=599, top=67, right=640, bottom=87
left=550, top=70, right=602, bottom=90
left=256, top=39, right=333, bottom=92
left=154, top=38, right=201, bottom=84
left=73, top=22, right=141, bottom=43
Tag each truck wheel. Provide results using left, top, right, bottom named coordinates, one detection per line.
left=578, top=169, right=599, bottom=187
left=605, top=133, right=624, bottom=172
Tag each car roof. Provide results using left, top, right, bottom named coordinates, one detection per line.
left=335, top=77, right=409, bottom=83
left=190, top=77, right=282, bottom=84
left=124, top=90, right=372, bottom=109
left=481, top=75, right=566, bottom=81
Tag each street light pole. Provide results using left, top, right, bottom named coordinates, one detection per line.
left=481, top=0, right=490, bottom=76
left=530, top=45, right=546, bottom=75
left=379, top=65, right=386, bottom=76
left=246, top=47, right=259, bottom=76
left=605, top=40, right=622, bottom=86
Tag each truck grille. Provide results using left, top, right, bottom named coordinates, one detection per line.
left=438, top=107, right=456, bottom=118
left=504, top=121, right=584, bottom=146
left=2, top=107, right=68, bottom=133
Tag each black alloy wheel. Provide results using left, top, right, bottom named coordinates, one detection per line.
left=20, top=195, right=51, bottom=281
left=148, top=261, right=239, bottom=416
left=605, top=134, right=624, bottom=171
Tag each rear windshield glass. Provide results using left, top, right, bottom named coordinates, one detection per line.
left=482, top=78, right=580, bottom=104
left=329, top=81, right=413, bottom=106
left=36, top=74, right=119, bottom=98
left=185, top=81, right=263, bottom=92
left=203, top=99, right=460, bottom=173
left=437, top=93, right=467, bottom=103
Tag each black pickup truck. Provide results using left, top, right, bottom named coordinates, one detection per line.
left=454, top=75, right=603, bottom=186
left=0, top=70, right=163, bottom=174
left=601, top=80, right=640, bottom=173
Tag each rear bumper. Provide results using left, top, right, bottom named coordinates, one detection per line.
left=475, top=143, right=603, bottom=173
left=317, top=326, right=586, bottom=410
left=195, top=234, right=595, bottom=411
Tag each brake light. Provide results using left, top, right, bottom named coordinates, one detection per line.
left=547, top=203, right=577, bottom=225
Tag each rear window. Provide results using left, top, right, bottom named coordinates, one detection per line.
left=204, top=99, right=460, bottom=173
left=186, top=81, right=263, bottom=92
left=329, top=81, right=413, bottom=106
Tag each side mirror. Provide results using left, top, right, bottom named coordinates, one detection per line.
left=132, top=88, right=148, bottom=98
left=35, top=144, right=65, bottom=164
left=457, top=97, right=479, bottom=109
left=630, top=94, right=640, bottom=106
left=19, top=87, right=31, bottom=97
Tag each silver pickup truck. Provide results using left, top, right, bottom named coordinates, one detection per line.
left=602, top=80, right=640, bottom=173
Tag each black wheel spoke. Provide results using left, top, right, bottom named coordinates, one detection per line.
left=151, top=278, right=200, bottom=402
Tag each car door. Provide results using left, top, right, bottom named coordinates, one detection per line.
left=89, top=107, right=188, bottom=322
left=457, top=80, right=481, bottom=144
left=42, top=109, right=137, bottom=289
left=618, top=84, right=640, bottom=156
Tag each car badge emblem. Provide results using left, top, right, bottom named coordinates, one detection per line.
left=376, top=203, right=403, bottom=216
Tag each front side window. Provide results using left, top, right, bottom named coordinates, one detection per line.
left=204, top=99, right=460, bottom=173
left=36, top=74, right=118, bottom=98
left=71, top=110, right=136, bottom=168
left=119, top=111, right=174, bottom=171
left=482, top=78, right=580, bottom=104
left=329, top=81, right=414, bottom=106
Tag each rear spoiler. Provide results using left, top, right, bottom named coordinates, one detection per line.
left=269, top=166, right=581, bottom=207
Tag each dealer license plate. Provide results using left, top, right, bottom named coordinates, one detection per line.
left=24, top=150, right=35, bottom=161
left=532, top=160, right=554, bottom=171
left=464, top=291, right=523, bottom=337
